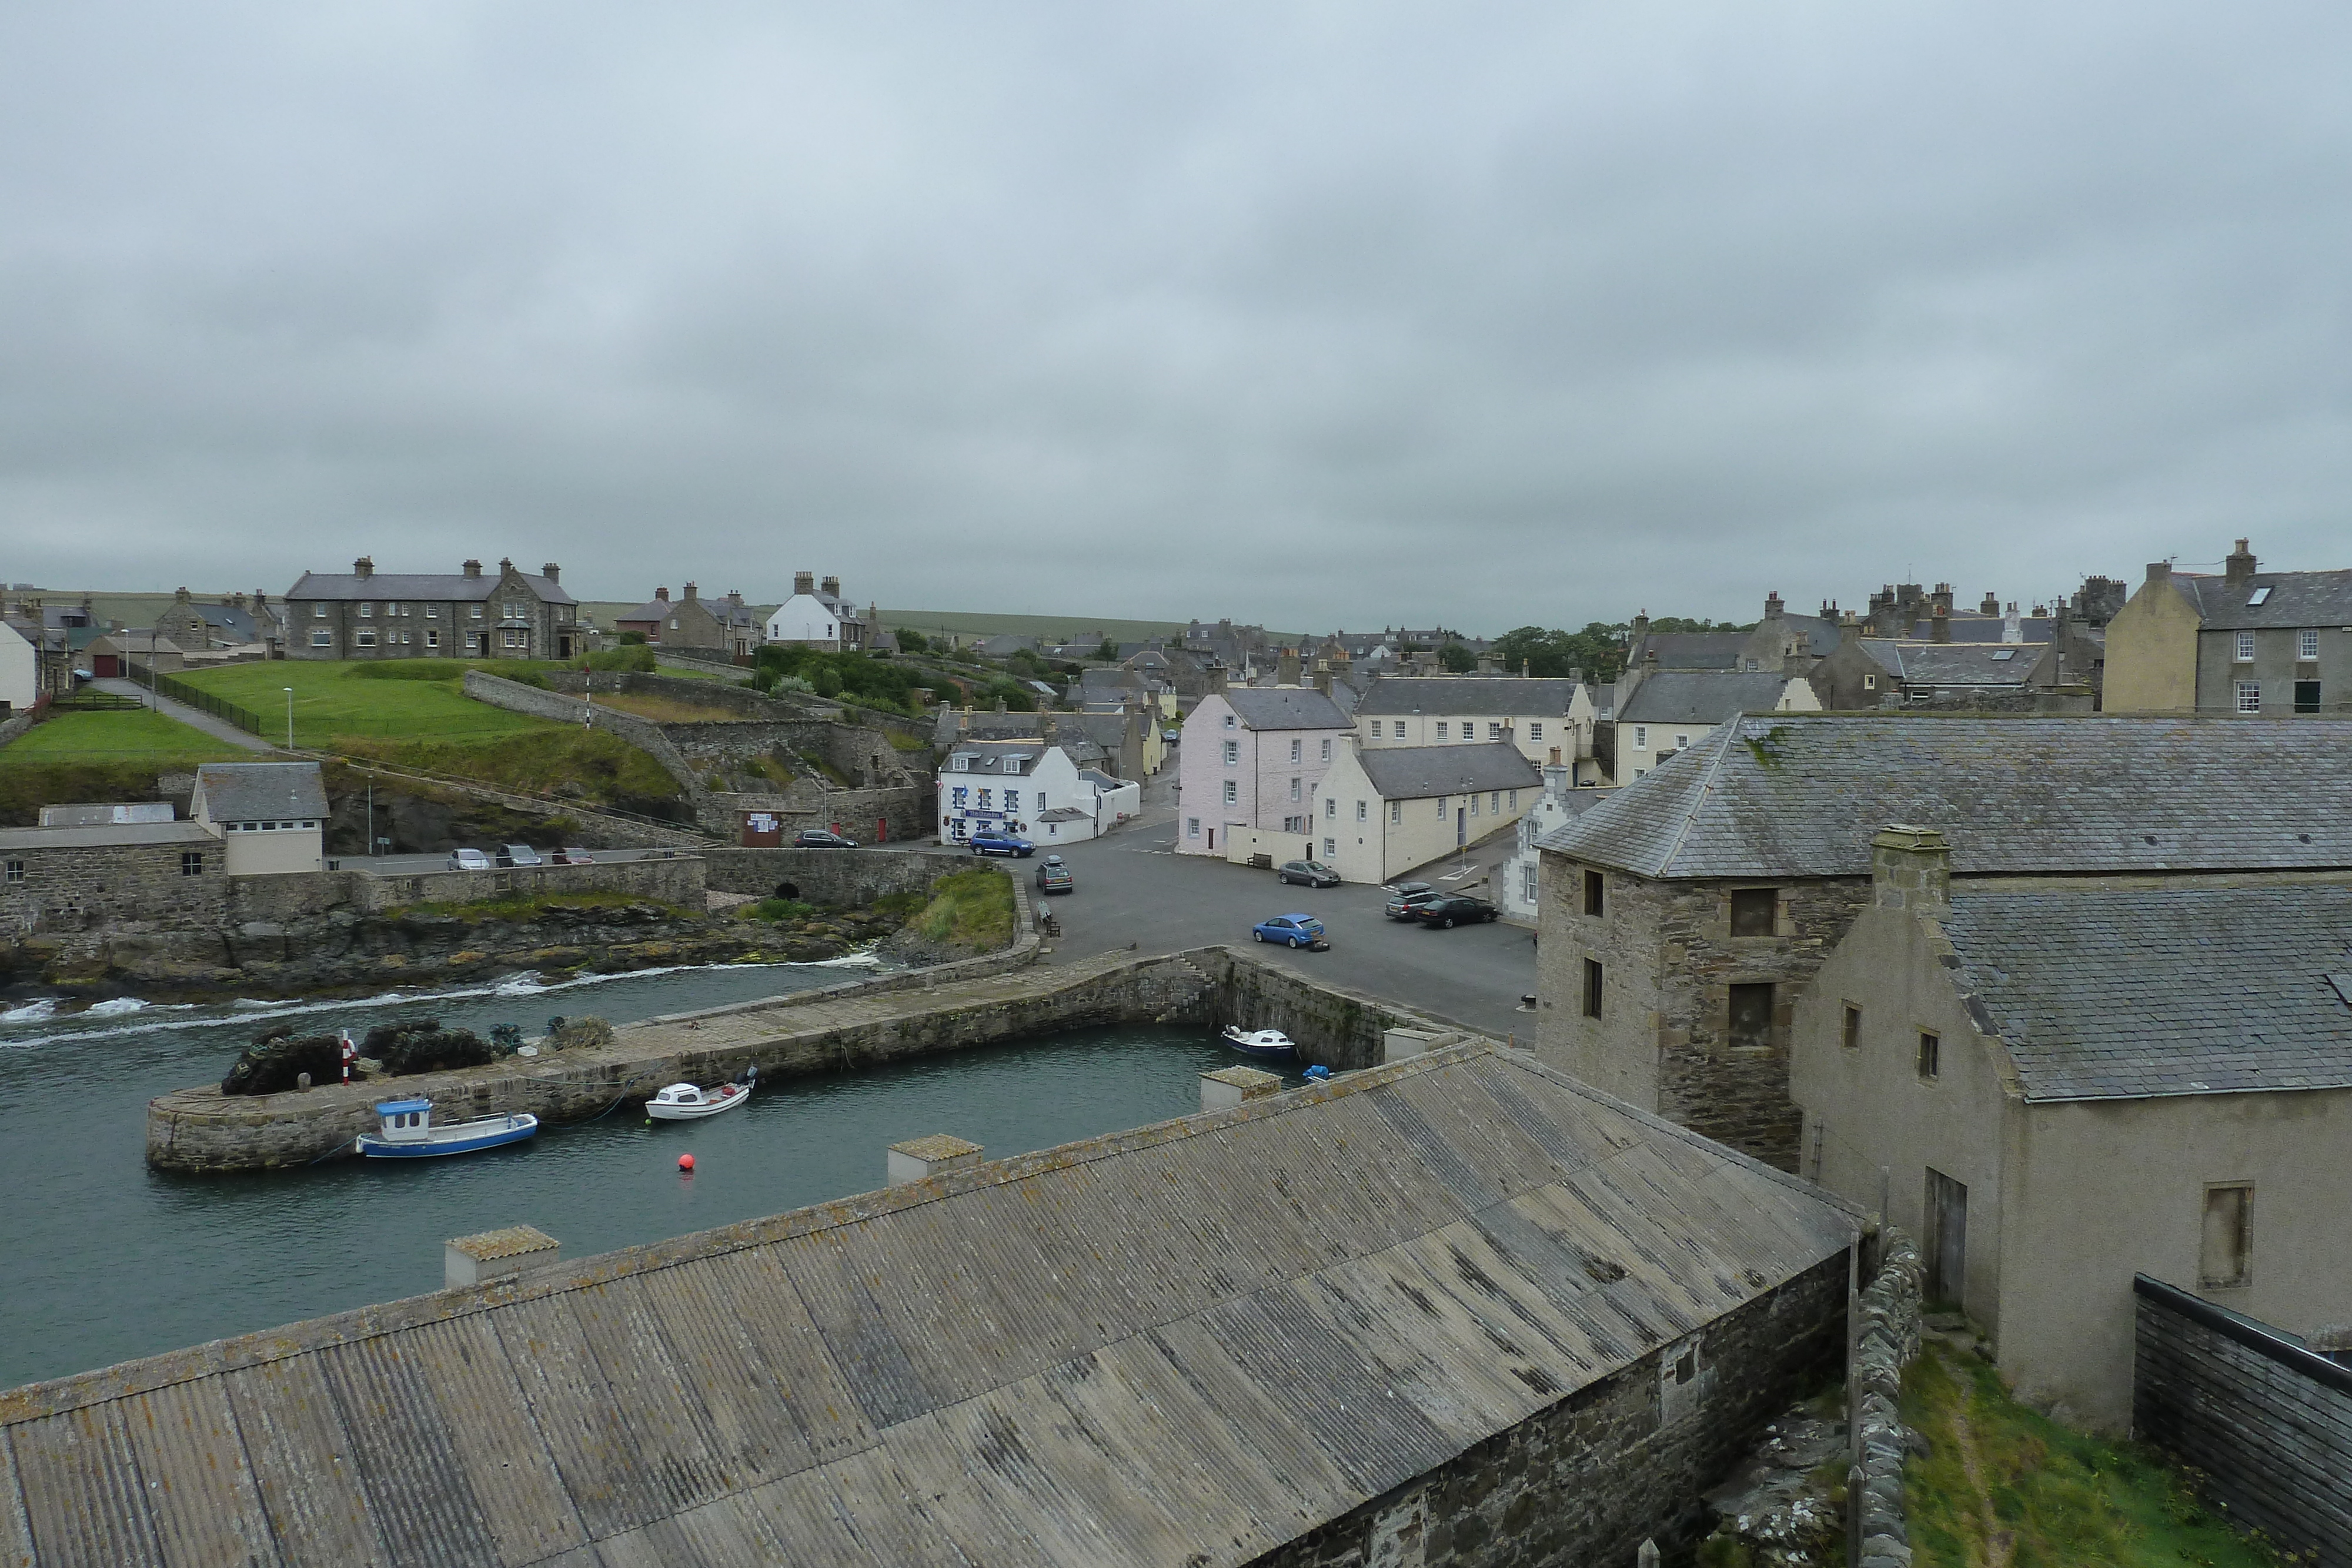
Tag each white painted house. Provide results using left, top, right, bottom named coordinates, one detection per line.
left=1175, top=687, right=1354, bottom=858
left=937, top=740, right=1137, bottom=846
left=1308, top=741, right=1541, bottom=886
left=0, top=619, right=37, bottom=715
left=763, top=571, right=867, bottom=651
left=1497, top=767, right=1617, bottom=922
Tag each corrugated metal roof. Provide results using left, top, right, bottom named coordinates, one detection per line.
left=0, top=1044, right=1856, bottom=1568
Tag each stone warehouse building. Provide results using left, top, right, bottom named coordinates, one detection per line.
left=1791, top=831, right=2352, bottom=1431
left=285, top=557, right=584, bottom=660
left=1535, top=714, right=2352, bottom=1169
left=0, top=1042, right=1863, bottom=1567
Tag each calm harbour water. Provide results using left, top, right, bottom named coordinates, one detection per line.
left=0, top=962, right=1240, bottom=1390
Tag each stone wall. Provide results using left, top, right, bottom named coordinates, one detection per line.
left=1537, top=852, right=1871, bottom=1169
left=1850, top=1229, right=1923, bottom=1567
left=0, top=835, right=228, bottom=940
left=1191, top=945, right=1454, bottom=1070
left=1249, top=1251, right=1853, bottom=1567
left=343, top=852, right=705, bottom=913
left=463, top=669, right=707, bottom=800
left=703, top=845, right=953, bottom=904
left=708, top=788, right=933, bottom=844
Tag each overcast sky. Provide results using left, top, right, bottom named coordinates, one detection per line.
left=3, top=3, right=2346, bottom=631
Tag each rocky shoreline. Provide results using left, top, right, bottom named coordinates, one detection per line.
left=0, top=900, right=909, bottom=1009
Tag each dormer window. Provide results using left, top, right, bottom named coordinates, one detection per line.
left=953, top=755, right=971, bottom=771
left=2247, top=586, right=2272, bottom=606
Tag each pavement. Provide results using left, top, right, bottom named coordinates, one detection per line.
left=984, top=758, right=1541, bottom=1044
left=91, top=678, right=280, bottom=753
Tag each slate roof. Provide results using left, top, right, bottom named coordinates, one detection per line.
left=1539, top=714, right=2352, bottom=880
left=945, top=739, right=1050, bottom=775
left=1355, top=677, right=1585, bottom=717
left=1880, top=615, right=2054, bottom=643
left=0, top=1039, right=1856, bottom=1568
left=1221, top=688, right=1352, bottom=731
left=192, top=763, right=329, bottom=823
left=1358, top=742, right=1543, bottom=800
left=287, top=569, right=576, bottom=607
left=1860, top=641, right=2044, bottom=686
left=2166, top=567, right=2352, bottom=631
left=1635, top=632, right=1745, bottom=670
left=1616, top=671, right=1798, bottom=726
left=1939, top=880, right=2352, bottom=1101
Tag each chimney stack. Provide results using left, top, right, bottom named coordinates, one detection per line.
left=1931, top=603, right=1950, bottom=643
left=2224, top=538, right=2257, bottom=587
left=1871, top=825, right=1952, bottom=915
left=1764, top=591, right=1784, bottom=620
left=1980, top=591, right=2000, bottom=617
left=2146, top=560, right=2171, bottom=585
left=654, top=586, right=669, bottom=602
left=794, top=570, right=815, bottom=596
left=887, top=1134, right=982, bottom=1185
left=1839, top=611, right=1860, bottom=646
left=1207, top=664, right=1229, bottom=695
left=542, top=563, right=560, bottom=584
left=682, top=582, right=699, bottom=603
left=1277, top=647, right=1301, bottom=687
left=1314, top=668, right=1332, bottom=696
left=463, top=559, right=482, bottom=579
left=820, top=575, right=841, bottom=600
left=353, top=556, right=374, bottom=579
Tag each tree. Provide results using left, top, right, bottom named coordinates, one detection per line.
left=1489, top=623, right=1631, bottom=683
left=1437, top=641, right=1477, bottom=673
left=1096, top=638, right=1121, bottom=662
left=894, top=627, right=928, bottom=654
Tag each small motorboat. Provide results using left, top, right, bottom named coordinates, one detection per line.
left=1221, top=1026, right=1298, bottom=1062
left=646, top=1066, right=756, bottom=1122
left=356, top=1098, right=539, bottom=1159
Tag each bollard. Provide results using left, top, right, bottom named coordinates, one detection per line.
left=1636, top=1540, right=1659, bottom=1567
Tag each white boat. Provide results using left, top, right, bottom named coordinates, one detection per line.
left=1221, top=1026, right=1298, bottom=1062
left=646, top=1066, right=756, bottom=1122
left=355, top=1098, right=539, bottom=1159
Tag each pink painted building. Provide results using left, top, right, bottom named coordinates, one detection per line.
left=1175, top=687, right=1354, bottom=857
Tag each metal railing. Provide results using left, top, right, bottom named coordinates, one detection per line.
left=148, top=670, right=268, bottom=737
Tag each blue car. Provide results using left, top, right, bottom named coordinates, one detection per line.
left=968, top=830, right=1035, bottom=858
left=1252, top=913, right=1327, bottom=950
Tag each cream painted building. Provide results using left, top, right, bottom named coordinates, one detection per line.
left=191, top=762, right=329, bottom=875
left=0, top=618, right=36, bottom=714
left=1305, top=741, right=1540, bottom=885
left=1611, top=670, right=1819, bottom=780
left=1790, top=827, right=2352, bottom=1432
left=1352, top=676, right=1601, bottom=781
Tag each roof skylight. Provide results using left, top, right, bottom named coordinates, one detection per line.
left=2247, top=586, right=2273, bottom=606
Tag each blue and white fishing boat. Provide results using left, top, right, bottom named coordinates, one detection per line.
left=1220, top=1025, right=1298, bottom=1063
left=355, top=1098, right=539, bottom=1159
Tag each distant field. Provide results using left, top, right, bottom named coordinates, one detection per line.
left=176, top=660, right=562, bottom=748
left=0, top=709, right=252, bottom=767
left=880, top=610, right=1313, bottom=646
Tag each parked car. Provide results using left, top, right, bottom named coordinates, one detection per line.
left=794, top=829, right=859, bottom=848
left=968, top=830, right=1035, bottom=858
left=1251, top=913, right=1328, bottom=950
left=446, top=847, right=491, bottom=871
left=1276, top=860, right=1341, bottom=888
left=1384, top=882, right=1442, bottom=920
left=549, top=846, right=596, bottom=865
left=496, top=844, right=543, bottom=868
left=1034, top=855, right=1074, bottom=894
left=1414, top=894, right=1500, bottom=928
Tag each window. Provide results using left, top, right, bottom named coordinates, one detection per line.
left=1917, top=1031, right=1941, bottom=1079
left=1282, top=815, right=1305, bottom=833
left=2201, top=1185, right=2251, bottom=1287
left=1320, top=738, right=1332, bottom=762
left=1843, top=1005, right=1862, bottom=1049
left=2236, top=681, right=2261, bottom=714
left=425, top=604, right=437, bottom=618
left=1489, top=723, right=1504, bottom=740
left=310, top=629, right=332, bottom=647
left=1289, top=778, right=1301, bottom=802
left=1187, top=817, right=1200, bottom=838
left=1222, top=780, right=1238, bottom=806
left=1435, top=722, right=1448, bottom=739
left=1583, top=870, right=1605, bottom=916
left=1674, top=734, right=1689, bottom=749
left=389, top=601, right=403, bottom=616
left=1003, top=790, right=1020, bottom=814
left=669, top=617, right=679, bottom=630
left=1582, top=958, right=1603, bottom=1018
left=1728, top=983, right=1774, bottom=1049
left=355, top=630, right=376, bottom=647
left=426, top=630, right=439, bottom=648
left=1490, top=791, right=1501, bottom=813
left=1521, top=864, right=1538, bottom=903
left=1290, top=738, right=1302, bottom=763
left=1633, top=726, right=1648, bottom=748
left=1324, top=797, right=1336, bottom=818
left=311, top=603, right=326, bottom=618
left=1729, top=888, right=1776, bottom=937
left=948, top=787, right=968, bottom=808
left=1389, top=801, right=1401, bottom=824
left=1222, top=740, right=1238, bottom=765
left=952, top=755, right=971, bottom=771
left=399, top=629, right=411, bottom=645
left=2235, top=630, right=2255, bottom=661
left=1468, top=794, right=1479, bottom=817
left=1529, top=723, right=1544, bottom=741
left=502, top=629, right=526, bottom=648
left=1392, top=721, right=1405, bottom=738
left=1864, top=674, right=1877, bottom=690
left=2298, top=628, right=2320, bottom=660
left=975, top=789, right=992, bottom=809
left=1223, top=713, right=1236, bottom=728
left=1355, top=800, right=1367, bottom=821
left=470, top=604, right=484, bottom=619
left=1322, top=838, right=1335, bottom=858
left=2295, top=680, right=2321, bottom=714
left=358, top=603, right=373, bottom=618
left=1507, top=789, right=1517, bottom=810
left=2246, top=586, right=2272, bottom=607
left=1436, top=795, right=1447, bottom=819
left=179, top=851, right=203, bottom=877
left=4, top=860, right=22, bottom=885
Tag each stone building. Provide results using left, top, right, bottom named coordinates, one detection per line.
left=614, top=583, right=763, bottom=658
left=0, top=1041, right=1863, bottom=1566
left=0, top=818, right=229, bottom=939
left=285, top=557, right=583, bottom=660
left=1623, top=593, right=1840, bottom=677
left=1790, top=828, right=2352, bottom=1430
left=1535, top=713, right=2352, bottom=1170
left=2104, top=536, right=2352, bottom=716
left=151, top=588, right=285, bottom=657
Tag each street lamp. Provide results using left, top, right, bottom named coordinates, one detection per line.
left=283, top=687, right=295, bottom=751
left=1458, top=775, right=1473, bottom=877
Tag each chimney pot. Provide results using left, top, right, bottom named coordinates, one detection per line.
left=1871, top=824, right=1952, bottom=915
left=542, top=563, right=560, bottom=584
left=654, top=586, right=669, bottom=601
left=820, top=575, right=841, bottom=599
left=463, top=559, right=482, bottom=578
left=794, top=570, right=815, bottom=595
left=353, top=556, right=374, bottom=578
left=682, top=582, right=699, bottom=602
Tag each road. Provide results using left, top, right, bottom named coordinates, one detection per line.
left=993, top=754, right=1540, bottom=1043
left=350, top=847, right=686, bottom=875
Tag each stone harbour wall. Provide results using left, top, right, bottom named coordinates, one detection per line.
left=1250, top=1251, right=1853, bottom=1567
left=1850, top=1229, right=1923, bottom=1567
left=343, top=852, right=705, bottom=914
left=703, top=845, right=953, bottom=905
left=1191, top=945, right=1454, bottom=1071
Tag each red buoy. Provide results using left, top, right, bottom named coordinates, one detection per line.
left=677, top=1153, right=695, bottom=1172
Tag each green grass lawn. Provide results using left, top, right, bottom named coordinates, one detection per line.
left=0, top=708, right=253, bottom=765
left=176, top=660, right=565, bottom=748
left=1903, top=1345, right=2284, bottom=1567
left=907, top=867, right=1017, bottom=952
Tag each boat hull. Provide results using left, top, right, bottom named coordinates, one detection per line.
left=646, top=1086, right=749, bottom=1122
left=1221, top=1028, right=1298, bottom=1063
left=358, top=1114, right=539, bottom=1158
